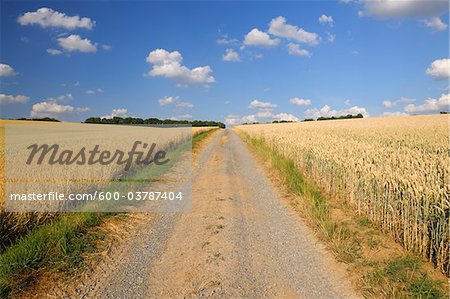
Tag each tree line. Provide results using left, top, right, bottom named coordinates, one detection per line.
left=84, top=116, right=226, bottom=128
left=316, top=113, right=364, bottom=121
left=16, top=117, right=60, bottom=122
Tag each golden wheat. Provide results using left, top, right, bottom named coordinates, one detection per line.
left=236, top=114, right=449, bottom=274
left=0, top=121, right=213, bottom=248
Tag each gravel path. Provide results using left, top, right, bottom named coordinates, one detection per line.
left=73, top=129, right=359, bottom=298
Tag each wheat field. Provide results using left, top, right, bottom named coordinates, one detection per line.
left=236, top=114, right=449, bottom=274
left=0, top=121, right=213, bottom=249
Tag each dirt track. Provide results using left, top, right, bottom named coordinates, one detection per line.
left=67, top=129, right=359, bottom=298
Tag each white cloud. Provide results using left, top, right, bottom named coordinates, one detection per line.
left=57, top=35, right=97, bottom=53
left=225, top=114, right=257, bottom=125
left=111, top=108, right=127, bottom=116
left=244, top=28, right=280, bottom=47
left=360, top=0, right=449, bottom=18
left=217, top=35, right=239, bottom=45
left=47, top=48, right=63, bottom=55
left=0, top=94, right=30, bottom=104
left=241, top=115, right=258, bottom=123
left=319, top=15, right=334, bottom=26
left=157, top=96, right=193, bottom=108
left=304, top=105, right=370, bottom=119
left=24, top=94, right=75, bottom=117
left=85, top=89, right=102, bottom=95
left=286, top=43, right=311, bottom=57
left=226, top=114, right=240, bottom=118
left=224, top=118, right=238, bottom=126
left=268, top=16, right=320, bottom=46
left=383, top=100, right=395, bottom=108
left=224, top=115, right=247, bottom=125
left=158, top=96, right=178, bottom=106
left=146, top=49, right=215, bottom=85
left=17, top=7, right=95, bottom=30
left=101, top=44, right=112, bottom=51
left=253, top=53, right=264, bottom=60
left=176, top=102, right=193, bottom=108
left=31, top=101, right=89, bottom=118
left=226, top=97, right=301, bottom=125
left=102, top=108, right=129, bottom=119
left=227, top=115, right=250, bottom=125
left=272, top=113, right=299, bottom=122
left=39, top=93, right=73, bottom=104
left=249, top=99, right=277, bottom=109
left=426, top=58, right=450, bottom=80
left=225, top=110, right=298, bottom=125
left=290, top=97, right=312, bottom=106
left=223, top=49, right=241, bottom=62
left=255, top=109, right=274, bottom=118
left=383, top=97, right=415, bottom=108
left=382, top=111, right=408, bottom=116
left=225, top=98, right=299, bottom=125
left=0, top=64, right=17, bottom=76
left=169, top=114, right=193, bottom=120
left=326, top=32, right=336, bottom=43
left=354, top=1, right=449, bottom=31
left=57, top=93, right=73, bottom=101
left=423, top=17, right=448, bottom=31
left=404, top=93, right=449, bottom=113
left=344, top=99, right=352, bottom=106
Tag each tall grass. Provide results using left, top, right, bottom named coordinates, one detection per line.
left=0, top=212, right=103, bottom=297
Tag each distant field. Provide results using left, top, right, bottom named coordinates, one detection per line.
left=236, top=115, right=449, bottom=274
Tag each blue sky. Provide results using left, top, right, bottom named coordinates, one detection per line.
left=1, top=1, right=449, bottom=125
